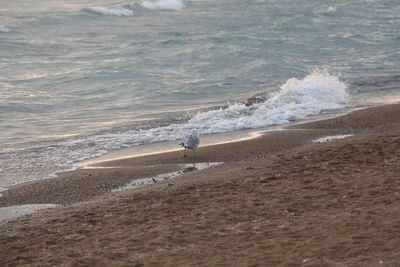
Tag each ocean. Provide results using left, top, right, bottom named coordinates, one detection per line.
left=1, top=0, right=399, bottom=188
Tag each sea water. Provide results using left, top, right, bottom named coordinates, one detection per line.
left=1, top=0, right=399, bottom=187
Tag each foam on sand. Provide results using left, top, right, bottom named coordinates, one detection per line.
left=0, top=187, right=6, bottom=198
left=112, top=162, right=223, bottom=192
left=313, top=134, right=353, bottom=143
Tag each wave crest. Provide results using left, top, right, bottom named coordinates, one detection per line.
left=141, top=0, right=186, bottom=10
left=86, top=7, right=134, bottom=16
left=188, top=71, right=349, bottom=132
left=0, top=25, right=11, bottom=33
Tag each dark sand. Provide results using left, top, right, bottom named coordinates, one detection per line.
left=1, top=104, right=400, bottom=266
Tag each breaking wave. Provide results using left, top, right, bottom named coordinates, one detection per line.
left=141, top=0, right=187, bottom=10
left=85, top=7, right=134, bottom=16
left=171, top=70, right=349, bottom=134
left=0, top=25, right=11, bottom=33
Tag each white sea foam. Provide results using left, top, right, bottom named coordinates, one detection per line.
left=86, top=7, right=134, bottom=16
left=327, top=6, right=337, bottom=12
left=0, top=25, right=11, bottom=33
left=0, top=187, right=6, bottom=198
left=313, top=134, right=353, bottom=143
left=184, top=70, right=348, bottom=133
left=111, top=162, right=223, bottom=192
left=141, top=0, right=186, bottom=10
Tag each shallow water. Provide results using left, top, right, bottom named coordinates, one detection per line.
left=0, top=204, right=58, bottom=222
left=1, top=0, right=399, bottom=187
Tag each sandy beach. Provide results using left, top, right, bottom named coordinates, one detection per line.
left=1, top=104, right=400, bottom=266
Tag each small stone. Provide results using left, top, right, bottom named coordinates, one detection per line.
left=183, top=167, right=197, bottom=172
left=244, top=178, right=253, bottom=184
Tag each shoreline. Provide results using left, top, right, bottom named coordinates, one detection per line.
left=79, top=126, right=268, bottom=168
left=1, top=103, right=400, bottom=265
left=1, top=103, right=398, bottom=208
left=0, top=127, right=334, bottom=208
left=80, top=106, right=357, bottom=167
left=0, top=104, right=373, bottom=190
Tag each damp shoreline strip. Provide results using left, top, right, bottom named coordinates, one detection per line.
left=0, top=204, right=58, bottom=222
left=111, top=162, right=224, bottom=193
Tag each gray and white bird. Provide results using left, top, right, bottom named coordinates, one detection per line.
left=179, top=132, right=200, bottom=157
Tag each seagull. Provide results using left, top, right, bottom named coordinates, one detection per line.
left=179, top=132, right=200, bottom=157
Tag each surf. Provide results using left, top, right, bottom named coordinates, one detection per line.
left=85, top=7, right=134, bottom=16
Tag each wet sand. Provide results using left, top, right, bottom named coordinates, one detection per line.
left=1, top=104, right=400, bottom=266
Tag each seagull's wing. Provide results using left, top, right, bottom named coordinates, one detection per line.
left=188, top=134, right=200, bottom=148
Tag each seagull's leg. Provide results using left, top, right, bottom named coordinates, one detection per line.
left=192, top=149, right=196, bottom=166
left=183, top=147, right=187, bottom=158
